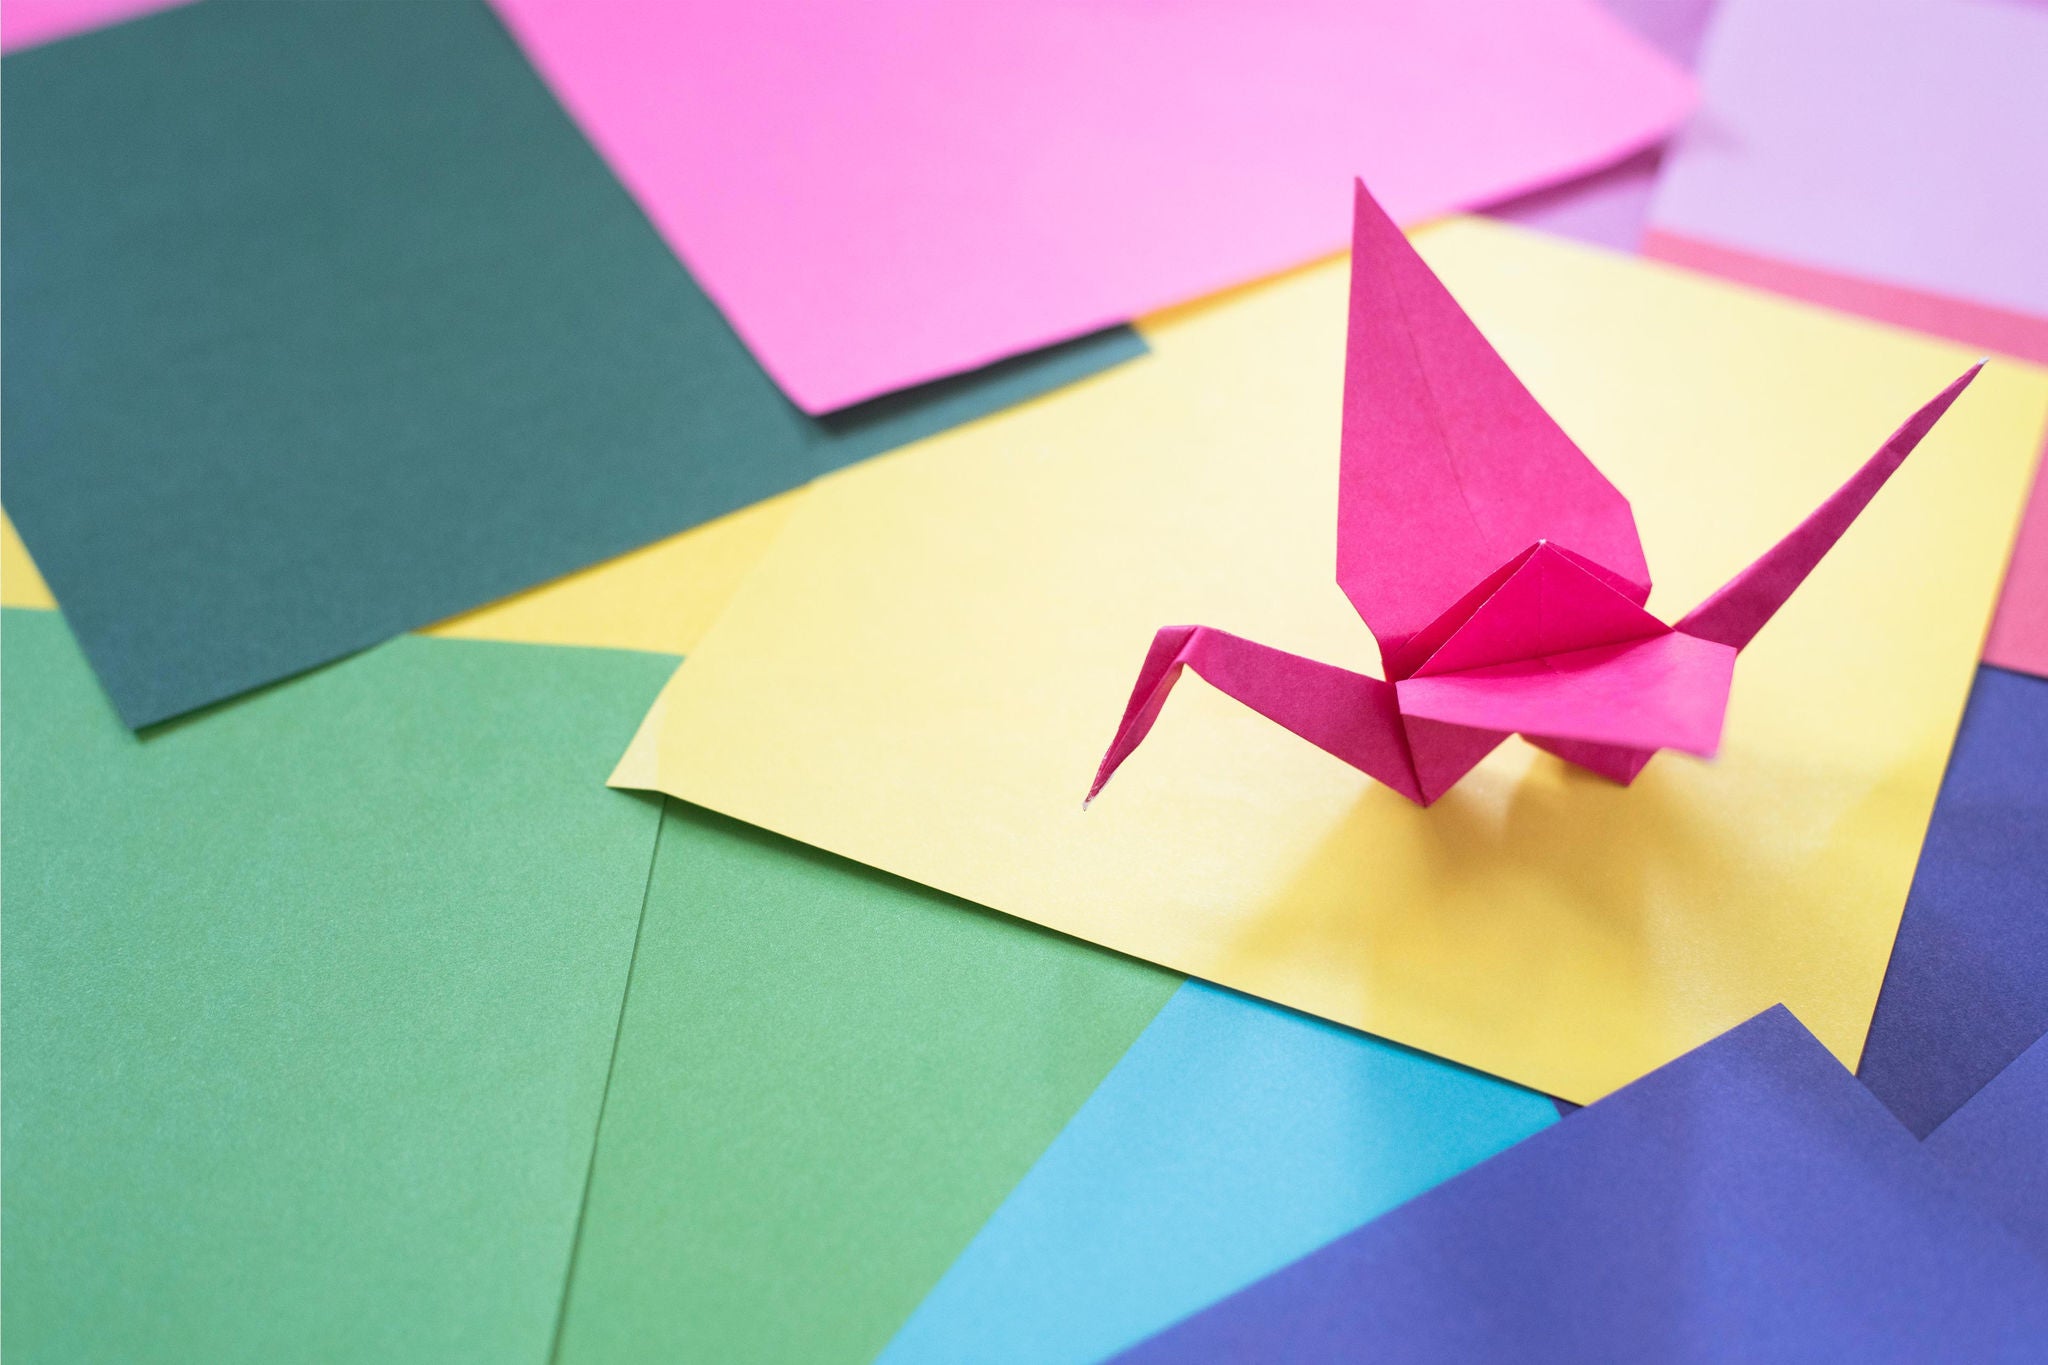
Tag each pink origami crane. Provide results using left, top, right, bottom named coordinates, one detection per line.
left=1088, top=180, right=1984, bottom=807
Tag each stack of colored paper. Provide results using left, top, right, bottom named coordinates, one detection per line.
left=4, top=2, right=2043, bottom=1362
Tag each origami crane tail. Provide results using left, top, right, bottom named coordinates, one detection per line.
left=1678, top=361, right=1986, bottom=651
left=1086, top=626, right=1424, bottom=806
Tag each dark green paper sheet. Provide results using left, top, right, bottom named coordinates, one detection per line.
left=552, top=802, right=1182, bottom=1365
left=0, top=609, right=675, bottom=1364
left=0, top=0, right=1143, bottom=728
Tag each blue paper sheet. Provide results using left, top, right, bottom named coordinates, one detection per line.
left=1859, top=665, right=2048, bottom=1135
left=1923, top=1030, right=2048, bottom=1264
left=1117, top=1008, right=2048, bottom=1363
left=877, top=981, right=1554, bottom=1365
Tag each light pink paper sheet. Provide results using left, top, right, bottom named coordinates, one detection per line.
left=493, top=0, right=1694, bottom=413
left=0, top=0, right=188, bottom=51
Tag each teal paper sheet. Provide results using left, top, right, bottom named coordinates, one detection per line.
left=1, top=0, right=1141, bottom=727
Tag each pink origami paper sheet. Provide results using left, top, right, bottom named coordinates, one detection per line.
left=1089, top=182, right=1983, bottom=807
left=492, top=0, right=1693, bottom=413
left=0, top=0, right=188, bottom=51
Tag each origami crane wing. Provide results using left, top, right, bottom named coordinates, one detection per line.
left=1393, top=360, right=1987, bottom=776
left=1337, top=179, right=1652, bottom=680
left=1678, top=360, right=1986, bottom=650
left=1397, top=632, right=1740, bottom=761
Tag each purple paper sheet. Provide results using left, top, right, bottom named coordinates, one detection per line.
left=1923, top=1032, right=2048, bottom=1264
left=1645, top=0, right=2048, bottom=318
left=1116, top=1008, right=2048, bottom=1363
left=1858, top=666, right=2048, bottom=1136
left=1481, top=0, right=1717, bottom=251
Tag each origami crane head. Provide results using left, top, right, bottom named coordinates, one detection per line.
left=1088, top=179, right=1984, bottom=808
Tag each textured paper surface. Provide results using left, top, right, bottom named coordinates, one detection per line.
left=1923, top=1031, right=2048, bottom=1264
left=1646, top=0, right=2048, bottom=323
left=553, top=803, right=1180, bottom=1365
left=0, top=610, right=674, bottom=1364
left=1116, top=1009, right=2048, bottom=1363
left=878, top=981, right=1554, bottom=1365
left=0, top=0, right=1141, bottom=727
left=618, top=219, right=2048, bottom=1103
left=1859, top=665, right=2048, bottom=1135
left=494, top=0, right=1691, bottom=412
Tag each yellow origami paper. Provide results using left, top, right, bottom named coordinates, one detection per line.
left=427, top=493, right=797, bottom=656
left=1, top=512, right=57, bottom=608
left=616, top=217, right=2047, bottom=1104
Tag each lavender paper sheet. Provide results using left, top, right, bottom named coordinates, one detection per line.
left=1645, top=0, right=2048, bottom=319
left=1481, top=0, right=1717, bottom=251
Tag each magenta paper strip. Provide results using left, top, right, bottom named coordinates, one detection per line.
left=1641, top=230, right=2048, bottom=370
left=1984, top=440, right=2048, bottom=680
left=492, top=0, right=1693, bottom=413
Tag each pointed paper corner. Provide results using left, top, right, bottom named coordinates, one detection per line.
left=1347, top=175, right=1406, bottom=262
left=607, top=672, right=675, bottom=793
left=1677, top=359, right=1987, bottom=652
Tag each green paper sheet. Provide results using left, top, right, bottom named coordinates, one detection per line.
left=553, top=802, right=1182, bottom=1364
left=0, top=609, right=674, bottom=1364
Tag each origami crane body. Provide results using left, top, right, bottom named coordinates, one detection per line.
left=1088, top=181, right=1984, bottom=807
